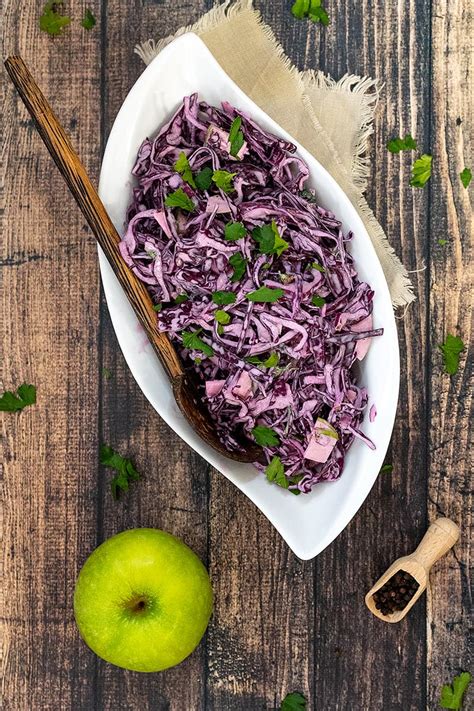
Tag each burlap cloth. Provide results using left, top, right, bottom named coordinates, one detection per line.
left=136, top=0, right=414, bottom=307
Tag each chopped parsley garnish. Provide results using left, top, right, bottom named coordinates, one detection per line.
left=387, top=134, right=417, bottom=153
left=39, top=2, right=71, bottom=36
left=379, top=464, right=393, bottom=474
left=440, top=671, right=471, bottom=710
left=291, top=0, right=329, bottom=26
left=410, top=154, right=432, bottom=187
left=225, top=221, right=247, bottom=241
left=174, top=152, right=196, bottom=188
left=81, top=8, right=96, bottom=30
left=100, top=445, right=140, bottom=500
left=195, top=166, right=213, bottom=191
left=182, top=329, right=214, bottom=357
left=438, top=239, right=448, bottom=246
left=212, top=170, right=236, bottom=193
left=281, top=692, right=307, bottom=711
left=228, top=116, right=245, bottom=158
left=153, top=303, right=162, bottom=312
left=438, top=333, right=465, bottom=375
left=173, top=294, right=189, bottom=305
left=311, top=295, right=326, bottom=307
left=246, top=352, right=280, bottom=368
left=300, top=188, right=318, bottom=203
left=164, top=188, right=195, bottom=212
left=311, top=261, right=325, bottom=272
left=102, top=367, right=112, bottom=380
left=246, top=286, right=284, bottom=302
left=265, top=456, right=288, bottom=488
left=0, top=383, right=36, bottom=412
left=252, top=221, right=289, bottom=257
left=229, top=252, right=247, bottom=282
left=251, top=425, right=280, bottom=447
left=460, top=167, right=472, bottom=188
left=265, top=457, right=301, bottom=494
left=214, top=310, right=231, bottom=325
left=212, top=291, right=236, bottom=306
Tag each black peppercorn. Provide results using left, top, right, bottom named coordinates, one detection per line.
left=372, top=569, right=420, bottom=616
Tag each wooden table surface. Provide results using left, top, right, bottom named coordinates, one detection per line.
left=2, top=1, right=472, bottom=709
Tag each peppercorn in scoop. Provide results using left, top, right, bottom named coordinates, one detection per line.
left=372, top=570, right=419, bottom=616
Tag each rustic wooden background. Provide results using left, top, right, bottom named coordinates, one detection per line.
left=2, top=1, right=472, bottom=709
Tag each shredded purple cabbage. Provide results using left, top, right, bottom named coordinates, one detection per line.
left=121, top=94, right=383, bottom=494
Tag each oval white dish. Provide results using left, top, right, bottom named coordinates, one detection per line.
left=98, top=32, right=399, bottom=560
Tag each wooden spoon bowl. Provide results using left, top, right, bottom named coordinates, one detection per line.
left=365, top=517, right=460, bottom=623
left=5, top=55, right=262, bottom=464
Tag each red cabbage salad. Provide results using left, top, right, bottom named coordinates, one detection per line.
left=120, top=94, right=383, bottom=494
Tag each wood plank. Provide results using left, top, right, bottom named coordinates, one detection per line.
left=305, top=0, right=432, bottom=708
left=2, top=1, right=102, bottom=708
left=428, top=0, right=473, bottom=707
left=95, top=2, right=210, bottom=709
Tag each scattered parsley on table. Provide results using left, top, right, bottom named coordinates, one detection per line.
left=100, top=445, right=140, bottom=500
left=281, top=691, right=307, bottom=710
left=440, top=671, right=471, bottom=710
left=460, top=167, right=472, bottom=188
left=0, top=384, right=36, bottom=412
left=387, top=134, right=417, bottom=153
left=410, top=154, right=432, bottom=187
left=39, top=2, right=71, bottom=36
left=81, top=8, right=96, bottom=30
left=438, top=333, right=465, bottom=375
left=291, top=0, right=329, bottom=26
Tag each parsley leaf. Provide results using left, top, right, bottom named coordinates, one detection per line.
left=292, top=0, right=329, bottom=25
left=182, top=329, right=214, bottom=357
left=311, top=261, right=325, bottom=272
left=195, top=166, right=213, bottom=191
left=438, top=333, right=465, bottom=375
left=153, top=303, right=162, bottom=312
left=174, top=152, right=196, bottom=188
left=212, top=291, right=236, bottom=306
left=265, top=456, right=289, bottom=489
left=440, top=671, right=471, bottom=710
left=252, top=425, right=280, bottom=447
left=281, top=692, right=307, bottom=711
left=387, top=134, right=417, bottom=153
left=81, top=8, right=96, bottom=30
left=410, top=154, right=432, bottom=187
left=460, top=167, right=472, bottom=189
left=39, top=2, right=71, bottom=36
left=311, top=295, right=326, bottom=307
left=229, top=252, right=247, bottom=282
left=164, top=188, right=195, bottom=212
left=300, top=188, right=318, bottom=203
left=225, top=221, right=246, bottom=241
left=0, top=384, right=36, bottom=412
left=246, top=352, right=280, bottom=368
left=380, top=464, right=393, bottom=474
left=252, top=221, right=289, bottom=257
left=212, top=170, right=236, bottom=193
left=438, top=239, right=448, bottom=246
left=102, top=367, right=112, bottom=380
left=246, top=286, right=284, bottom=302
left=100, top=445, right=140, bottom=500
left=228, top=116, right=245, bottom=158
left=214, top=310, right=231, bottom=325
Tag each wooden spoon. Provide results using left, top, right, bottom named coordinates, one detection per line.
left=5, top=55, right=262, bottom=464
left=365, top=517, right=460, bottom=623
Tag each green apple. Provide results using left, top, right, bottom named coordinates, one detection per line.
left=74, top=528, right=213, bottom=672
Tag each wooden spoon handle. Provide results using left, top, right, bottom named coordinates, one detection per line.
left=412, top=517, right=460, bottom=570
left=4, top=56, right=183, bottom=382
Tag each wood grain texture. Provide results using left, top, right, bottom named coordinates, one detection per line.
left=427, top=0, right=473, bottom=708
left=1, top=1, right=472, bottom=710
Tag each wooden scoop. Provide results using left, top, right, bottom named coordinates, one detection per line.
left=5, top=55, right=262, bottom=464
left=365, top=517, right=460, bottom=623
